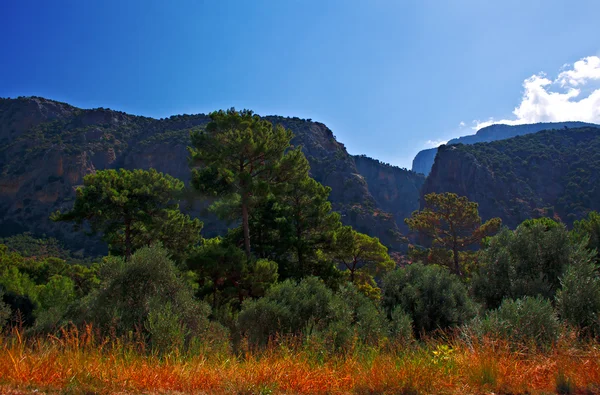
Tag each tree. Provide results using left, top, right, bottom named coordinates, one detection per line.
left=473, top=218, right=594, bottom=309
left=189, top=109, right=308, bottom=259
left=246, top=176, right=342, bottom=280
left=52, top=168, right=202, bottom=260
left=187, top=237, right=247, bottom=309
left=405, top=192, right=501, bottom=276
left=330, top=226, right=394, bottom=295
left=381, top=263, right=476, bottom=336
left=81, top=245, right=210, bottom=348
left=572, top=211, right=600, bottom=263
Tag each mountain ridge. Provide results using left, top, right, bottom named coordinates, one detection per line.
left=412, top=121, right=599, bottom=175
left=0, top=96, right=424, bottom=254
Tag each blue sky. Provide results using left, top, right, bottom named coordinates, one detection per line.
left=2, top=1, right=600, bottom=169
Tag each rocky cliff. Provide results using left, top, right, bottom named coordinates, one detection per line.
left=411, top=121, right=598, bottom=175
left=353, top=155, right=425, bottom=233
left=421, top=127, right=600, bottom=228
left=0, top=97, right=419, bottom=254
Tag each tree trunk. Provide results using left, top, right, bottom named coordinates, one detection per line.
left=125, top=219, right=132, bottom=260
left=242, top=199, right=251, bottom=259
left=350, top=257, right=357, bottom=283
left=452, top=242, right=461, bottom=277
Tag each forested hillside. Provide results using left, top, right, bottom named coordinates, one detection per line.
left=422, top=127, right=600, bottom=228
left=412, top=121, right=598, bottom=175
left=0, top=97, right=420, bottom=253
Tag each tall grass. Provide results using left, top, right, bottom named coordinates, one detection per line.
left=1, top=326, right=599, bottom=394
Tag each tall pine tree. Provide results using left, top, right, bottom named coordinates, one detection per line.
left=189, top=109, right=308, bottom=259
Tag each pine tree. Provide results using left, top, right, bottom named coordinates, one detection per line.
left=405, top=192, right=501, bottom=276
left=51, top=168, right=201, bottom=260
left=189, top=108, right=308, bottom=259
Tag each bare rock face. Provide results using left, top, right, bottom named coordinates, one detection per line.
left=421, top=127, right=600, bottom=228
left=0, top=97, right=418, bottom=254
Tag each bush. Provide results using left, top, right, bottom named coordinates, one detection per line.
left=381, top=263, right=476, bottom=336
left=472, top=296, right=559, bottom=349
left=556, top=260, right=600, bottom=337
left=238, top=278, right=388, bottom=349
left=238, top=277, right=340, bottom=347
left=0, top=290, right=10, bottom=330
left=473, top=220, right=594, bottom=309
left=389, top=306, right=414, bottom=344
left=80, top=245, right=210, bottom=352
left=572, top=211, right=600, bottom=263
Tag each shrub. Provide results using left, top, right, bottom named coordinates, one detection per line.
left=381, top=263, right=476, bottom=336
left=556, top=260, right=600, bottom=337
left=472, top=296, right=559, bottom=349
left=0, top=290, right=10, bottom=330
left=335, top=284, right=388, bottom=346
left=473, top=220, right=594, bottom=309
left=238, top=277, right=340, bottom=346
left=238, top=278, right=387, bottom=349
left=389, top=306, right=414, bottom=344
left=80, top=245, right=210, bottom=351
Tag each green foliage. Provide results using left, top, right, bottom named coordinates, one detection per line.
left=52, top=168, right=202, bottom=260
left=33, top=275, right=76, bottom=331
left=145, top=299, right=190, bottom=355
left=188, top=237, right=251, bottom=309
left=382, top=263, right=476, bottom=336
left=389, top=306, right=414, bottom=344
left=405, top=192, right=501, bottom=276
left=0, top=233, right=94, bottom=265
left=473, top=219, right=594, bottom=309
left=556, top=259, right=600, bottom=337
left=248, top=176, right=342, bottom=282
left=572, top=211, right=600, bottom=263
left=329, top=226, right=394, bottom=297
left=81, top=245, right=210, bottom=347
left=190, top=108, right=309, bottom=258
left=243, top=259, right=279, bottom=299
left=471, top=296, right=559, bottom=349
left=238, top=277, right=339, bottom=346
left=238, top=277, right=387, bottom=349
left=448, top=127, right=600, bottom=224
left=0, top=290, right=10, bottom=330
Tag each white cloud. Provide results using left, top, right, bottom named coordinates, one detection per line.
left=472, top=55, right=600, bottom=130
left=424, top=139, right=448, bottom=148
left=556, top=56, right=600, bottom=87
left=459, top=121, right=466, bottom=127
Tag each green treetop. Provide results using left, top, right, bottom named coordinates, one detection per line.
left=330, top=226, right=394, bottom=297
left=405, top=192, right=501, bottom=277
left=52, top=168, right=202, bottom=260
left=189, top=108, right=308, bottom=259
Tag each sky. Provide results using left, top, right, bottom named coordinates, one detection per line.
left=1, top=1, right=600, bottom=169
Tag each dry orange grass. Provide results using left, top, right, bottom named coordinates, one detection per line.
left=1, top=326, right=599, bottom=394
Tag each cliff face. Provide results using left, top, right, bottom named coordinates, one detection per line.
left=421, top=127, right=600, bottom=228
left=0, top=97, right=415, bottom=254
left=353, top=155, right=425, bottom=233
left=411, top=121, right=598, bottom=176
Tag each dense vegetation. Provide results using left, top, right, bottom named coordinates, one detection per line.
left=2, top=110, right=600, bottom=393
left=423, top=127, right=600, bottom=229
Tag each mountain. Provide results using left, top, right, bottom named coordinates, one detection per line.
left=421, top=127, right=600, bottom=228
left=0, top=96, right=422, bottom=254
left=412, top=122, right=598, bottom=175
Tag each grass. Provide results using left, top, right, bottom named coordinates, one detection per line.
left=1, top=326, right=600, bottom=394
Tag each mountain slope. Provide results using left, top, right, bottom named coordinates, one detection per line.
left=412, top=122, right=598, bottom=175
left=421, top=127, right=600, bottom=228
left=0, top=97, right=419, bottom=254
